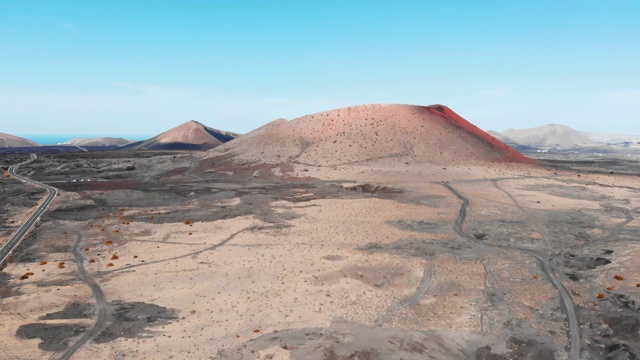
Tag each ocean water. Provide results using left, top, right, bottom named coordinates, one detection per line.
left=22, top=135, right=80, bottom=145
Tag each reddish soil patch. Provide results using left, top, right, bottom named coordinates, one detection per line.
left=205, top=103, right=532, bottom=168
left=422, top=105, right=531, bottom=164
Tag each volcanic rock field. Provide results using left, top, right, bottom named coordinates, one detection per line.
left=2, top=105, right=640, bottom=359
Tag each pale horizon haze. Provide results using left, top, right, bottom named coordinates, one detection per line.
left=1, top=1, right=639, bottom=138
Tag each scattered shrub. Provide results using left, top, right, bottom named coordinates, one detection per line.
left=133, top=255, right=138, bottom=258
left=607, top=286, right=616, bottom=291
left=184, top=220, right=192, bottom=225
left=614, top=274, right=625, bottom=281
left=25, top=272, right=34, bottom=276
left=106, top=263, right=114, bottom=267
left=58, top=262, right=65, bottom=269
left=597, top=293, right=606, bottom=299
left=39, top=261, right=47, bottom=265
left=19, top=275, right=29, bottom=280
left=533, top=275, right=539, bottom=279
left=253, top=329, right=260, bottom=333
left=111, top=254, right=119, bottom=260
left=84, top=248, right=90, bottom=251
left=104, top=240, right=113, bottom=245
left=89, top=259, right=96, bottom=263
left=188, top=232, right=193, bottom=235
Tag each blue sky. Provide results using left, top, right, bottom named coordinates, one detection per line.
left=1, top=1, right=639, bottom=137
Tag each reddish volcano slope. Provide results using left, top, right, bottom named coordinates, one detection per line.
left=0, top=132, right=39, bottom=147
left=210, top=104, right=530, bottom=166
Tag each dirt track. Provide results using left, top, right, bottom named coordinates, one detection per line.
left=2, top=151, right=640, bottom=359
left=443, top=182, right=581, bottom=360
left=56, top=225, right=109, bottom=360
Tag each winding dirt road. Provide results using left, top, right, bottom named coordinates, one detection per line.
left=374, top=260, right=434, bottom=327
left=442, top=182, right=581, bottom=360
left=56, top=225, right=109, bottom=360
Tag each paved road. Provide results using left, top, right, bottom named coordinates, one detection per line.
left=0, top=154, right=57, bottom=265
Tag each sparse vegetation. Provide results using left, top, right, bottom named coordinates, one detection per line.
left=614, top=274, right=624, bottom=281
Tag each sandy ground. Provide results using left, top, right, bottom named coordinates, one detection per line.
left=2, top=151, right=640, bottom=359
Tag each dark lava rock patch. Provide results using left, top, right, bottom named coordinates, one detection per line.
left=475, top=337, right=556, bottom=360
left=40, top=301, right=94, bottom=320
left=0, top=271, right=18, bottom=299
left=388, top=220, right=444, bottom=234
left=16, top=323, right=88, bottom=352
left=345, top=183, right=402, bottom=195
left=216, top=320, right=487, bottom=360
left=94, top=301, right=178, bottom=343
left=15, top=301, right=178, bottom=352
left=556, top=252, right=611, bottom=271
left=360, top=238, right=482, bottom=259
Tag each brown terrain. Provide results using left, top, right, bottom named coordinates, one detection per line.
left=125, top=120, right=239, bottom=151
left=64, top=137, right=134, bottom=147
left=1, top=104, right=640, bottom=360
left=0, top=132, right=39, bottom=148
left=210, top=104, right=529, bottom=167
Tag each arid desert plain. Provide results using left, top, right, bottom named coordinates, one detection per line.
left=2, top=105, right=640, bottom=360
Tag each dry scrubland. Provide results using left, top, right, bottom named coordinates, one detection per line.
left=2, top=105, right=640, bottom=359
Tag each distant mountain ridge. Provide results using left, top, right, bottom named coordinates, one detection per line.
left=502, top=124, right=599, bottom=150
left=64, top=137, right=134, bottom=147
left=581, top=131, right=640, bottom=145
left=0, top=132, right=39, bottom=147
left=123, top=120, right=239, bottom=150
left=489, top=124, right=640, bottom=154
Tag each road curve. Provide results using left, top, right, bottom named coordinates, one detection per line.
left=56, top=226, right=109, bottom=360
left=442, top=182, right=581, bottom=360
left=0, top=154, right=57, bottom=266
left=375, top=260, right=434, bottom=327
